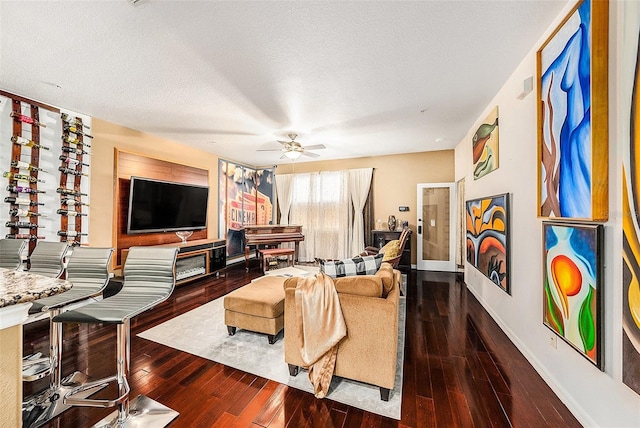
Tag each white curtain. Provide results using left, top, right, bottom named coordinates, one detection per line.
left=349, top=168, right=373, bottom=255
left=275, top=174, right=294, bottom=225
left=289, top=171, right=351, bottom=261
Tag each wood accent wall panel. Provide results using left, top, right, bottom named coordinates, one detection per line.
left=115, top=150, right=209, bottom=265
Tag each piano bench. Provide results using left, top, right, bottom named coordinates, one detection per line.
left=258, top=248, right=295, bottom=272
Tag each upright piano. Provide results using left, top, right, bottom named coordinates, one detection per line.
left=244, top=225, right=304, bottom=270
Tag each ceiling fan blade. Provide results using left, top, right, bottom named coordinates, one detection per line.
left=302, top=144, right=326, bottom=150
left=257, top=148, right=284, bottom=152
left=302, top=151, right=320, bottom=158
left=276, top=140, right=291, bottom=145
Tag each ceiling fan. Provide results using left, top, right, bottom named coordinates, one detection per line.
left=258, top=133, right=326, bottom=160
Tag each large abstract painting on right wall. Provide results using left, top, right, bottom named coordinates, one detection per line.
left=543, top=222, right=602, bottom=369
left=466, top=193, right=510, bottom=294
left=537, top=0, right=609, bottom=221
left=622, top=0, right=640, bottom=396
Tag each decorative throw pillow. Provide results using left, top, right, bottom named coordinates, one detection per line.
left=317, top=253, right=384, bottom=278
left=379, top=239, right=401, bottom=262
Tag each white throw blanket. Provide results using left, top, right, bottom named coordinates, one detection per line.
left=294, top=272, right=347, bottom=398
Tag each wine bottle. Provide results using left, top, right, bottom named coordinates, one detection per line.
left=4, top=197, right=43, bottom=206
left=6, top=185, right=45, bottom=194
left=12, top=136, right=50, bottom=151
left=5, top=234, right=44, bottom=241
left=9, top=209, right=43, bottom=217
left=63, top=123, right=93, bottom=138
left=57, top=231, right=87, bottom=238
left=61, top=113, right=90, bottom=129
left=62, top=135, right=91, bottom=148
left=3, top=172, right=45, bottom=183
left=61, top=198, right=89, bottom=207
left=57, top=187, right=87, bottom=197
left=61, top=146, right=91, bottom=156
left=10, top=112, right=47, bottom=128
left=58, top=166, right=88, bottom=177
left=5, top=222, right=42, bottom=229
left=59, top=155, right=89, bottom=167
left=56, top=209, right=87, bottom=217
left=10, top=160, right=47, bottom=173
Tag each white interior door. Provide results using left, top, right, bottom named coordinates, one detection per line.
left=416, top=182, right=456, bottom=271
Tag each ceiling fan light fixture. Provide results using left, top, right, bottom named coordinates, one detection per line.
left=284, top=150, right=302, bottom=160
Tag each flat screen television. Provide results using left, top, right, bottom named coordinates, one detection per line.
left=127, top=176, right=209, bottom=234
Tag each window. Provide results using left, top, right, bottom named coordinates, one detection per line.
left=289, top=171, right=351, bottom=260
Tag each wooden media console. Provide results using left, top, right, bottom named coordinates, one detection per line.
left=121, top=238, right=226, bottom=284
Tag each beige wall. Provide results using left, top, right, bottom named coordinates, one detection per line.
left=276, top=150, right=455, bottom=264
left=89, top=119, right=220, bottom=249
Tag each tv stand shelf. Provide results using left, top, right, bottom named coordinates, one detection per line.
left=121, top=238, right=226, bottom=285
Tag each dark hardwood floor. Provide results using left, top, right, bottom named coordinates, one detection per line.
left=23, top=266, right=582, bottom=427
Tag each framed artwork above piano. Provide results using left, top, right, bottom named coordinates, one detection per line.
left=218, top=159, right=276, bottom=258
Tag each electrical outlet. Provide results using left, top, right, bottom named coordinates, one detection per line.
left=549, top=333, right=557, bottom=349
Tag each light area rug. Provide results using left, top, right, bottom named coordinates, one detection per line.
left=138, top=288, right=406, bottom=420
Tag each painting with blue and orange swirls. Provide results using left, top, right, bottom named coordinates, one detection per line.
left=466, top=193, right=510, bottom=294
left=538, top=0, right=608, bottom=221
left=543, top=222, right=602, bottom=368
left=622, top=12, right=640, bottom=395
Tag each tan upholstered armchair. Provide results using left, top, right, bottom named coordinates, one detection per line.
left=283, top=262, right=400, bottom=401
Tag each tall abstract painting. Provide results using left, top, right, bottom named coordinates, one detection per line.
left=473, top=106, right=499, bottom=180
left=218, top=160, right=275, bottom=257
left=466, top=193, right=510, bottom=294
left=537, top=0, right=608, bottom=221
left=543, top=222, right=602, bottom=369
left=623, top=3, right=640, bottom=395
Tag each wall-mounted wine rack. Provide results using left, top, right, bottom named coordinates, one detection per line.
left=0, top=90, right=91, bottom=255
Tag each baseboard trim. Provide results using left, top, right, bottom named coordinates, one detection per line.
left=466, top=284, right=596, bottom=427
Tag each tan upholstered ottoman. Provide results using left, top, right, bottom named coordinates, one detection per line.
left=224, top=275, right=286, bottom=344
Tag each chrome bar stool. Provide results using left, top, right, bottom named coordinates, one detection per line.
left=27, top=241, right=69, bottom=278
left=0, top=238, right=26, bottom=269
left=22, top=247, right=114, bottom=428
left=52, top=246, right=179, bottom=427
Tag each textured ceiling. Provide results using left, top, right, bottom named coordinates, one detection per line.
left=0, top=0, right=568, bottom=166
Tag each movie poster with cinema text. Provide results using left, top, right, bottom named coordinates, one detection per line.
left=218, top=160, right=274, bottom=257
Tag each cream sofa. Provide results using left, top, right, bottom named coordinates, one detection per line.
left=283, top=262, right=400, bottom=401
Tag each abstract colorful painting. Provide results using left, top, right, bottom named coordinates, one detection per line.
left=537, top=0, right=609, bottom=221
left=623, top=4, right=640, bottom=395
left=473, top=106, right=499, bottom=180
left=466, top=193, right=510, bottom=294
left=218, top=160, right=275, bottom=257
left=543, top=222, right=602, bottom=368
